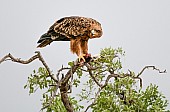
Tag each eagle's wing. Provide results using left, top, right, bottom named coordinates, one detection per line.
left=49, top=16, right=92, bottom=39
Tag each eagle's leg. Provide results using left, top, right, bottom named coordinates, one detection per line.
left=78, top=54, right=86, bottom=62
left=78, top=39, right=89, bottom=62
left=77, top=41, right=87, bottom=62
left=70, top=38, right=88, bottom=62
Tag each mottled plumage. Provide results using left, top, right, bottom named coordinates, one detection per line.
left=37, top=16, right=103, bottom=61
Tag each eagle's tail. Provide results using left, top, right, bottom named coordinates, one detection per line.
left=37, top=33, right=53, bottom=48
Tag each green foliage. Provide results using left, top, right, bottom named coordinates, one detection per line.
left=24, top=67, right=83, bottom=111
left=96, top=47, right=125, bottom=72
left=77, top=47, right=169, bottom=111
left=91, top=82, right=168, bottom=112
left=138, top=84, right=168, bottom=111
left=24, top=67, right=54, bottom=94
left=43, top=96, right=66, bottom=112
left=24, top=47, right=169, bottom=112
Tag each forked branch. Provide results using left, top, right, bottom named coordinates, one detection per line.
left=0, top=51, right=57, bottom=82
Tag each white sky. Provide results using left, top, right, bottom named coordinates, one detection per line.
left=0, top=0, right=170, bottom=111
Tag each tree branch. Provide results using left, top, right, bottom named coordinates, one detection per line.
left=137, top=65, right=166, bottom=77
left=0, top=52, right=39, bottom=64
left=0, top=51, right=58, bottom=83
left=84, top=65, right=166, bottom=111
left=58, top=60, right=80, bottom=112
left=85, top=63, right=103, bottom=87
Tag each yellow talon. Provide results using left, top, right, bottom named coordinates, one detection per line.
left=78, top=54, right=86, bottom=62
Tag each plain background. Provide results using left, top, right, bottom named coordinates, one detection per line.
left=0, top=0, right=170, bottom=111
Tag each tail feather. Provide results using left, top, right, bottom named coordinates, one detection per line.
left=37, top=39, right=52, bottom=48
left=37, top=33, right=52, bottom=48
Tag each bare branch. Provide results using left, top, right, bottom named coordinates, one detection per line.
left=0, top=53, right=39, bottom=64
left=0, top=52, right=58, bottom=83
left=137, top=65, right=166, bottom=77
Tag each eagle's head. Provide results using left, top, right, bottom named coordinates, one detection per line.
left=91, top=29, right=103, bottom=38
left=89, top=19, right=103, bottom=39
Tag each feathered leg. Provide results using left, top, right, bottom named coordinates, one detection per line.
left=78, top=39, right=89, bottom=62
left=70, top=39, right=86, bottom=62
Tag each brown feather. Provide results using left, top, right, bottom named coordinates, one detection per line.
left=70, top=36, right=88, bottom=56
left=70, top=38, right=81, bottom=55
left=80, top=38, right=88, bottom=54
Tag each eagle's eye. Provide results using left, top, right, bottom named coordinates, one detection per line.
left=91, top=29, right=101, bottom=34
left=90, top=29, right=102, bottom=38
left=91, top=29, right=96, bottom=35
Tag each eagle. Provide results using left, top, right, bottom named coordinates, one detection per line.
left=37, top=16, right=103, bottom=62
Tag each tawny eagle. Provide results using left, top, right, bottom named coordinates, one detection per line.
left=37, top=16, right=103, bottom=62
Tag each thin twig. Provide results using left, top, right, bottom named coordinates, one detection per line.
left=137, top=65, right=166, bottom=77
left=85, top=63, right=103, bottom=87
left=36, top=51, right=58, bottom=83
left=56, top=67, right=71, bottom=81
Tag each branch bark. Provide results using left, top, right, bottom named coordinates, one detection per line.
left=137, top=65, right=166, bottom=77
left=0, top=51, right=58, bottom=82
left=59, top=61, right=80, bottom=112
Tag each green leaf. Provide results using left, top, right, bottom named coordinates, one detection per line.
left=68, top=61, right=74, bottom=67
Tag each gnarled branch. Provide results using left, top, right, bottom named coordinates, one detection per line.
left=0, top=51, right=58, bottom=83
left=137, top=65, right=166, bottom=77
